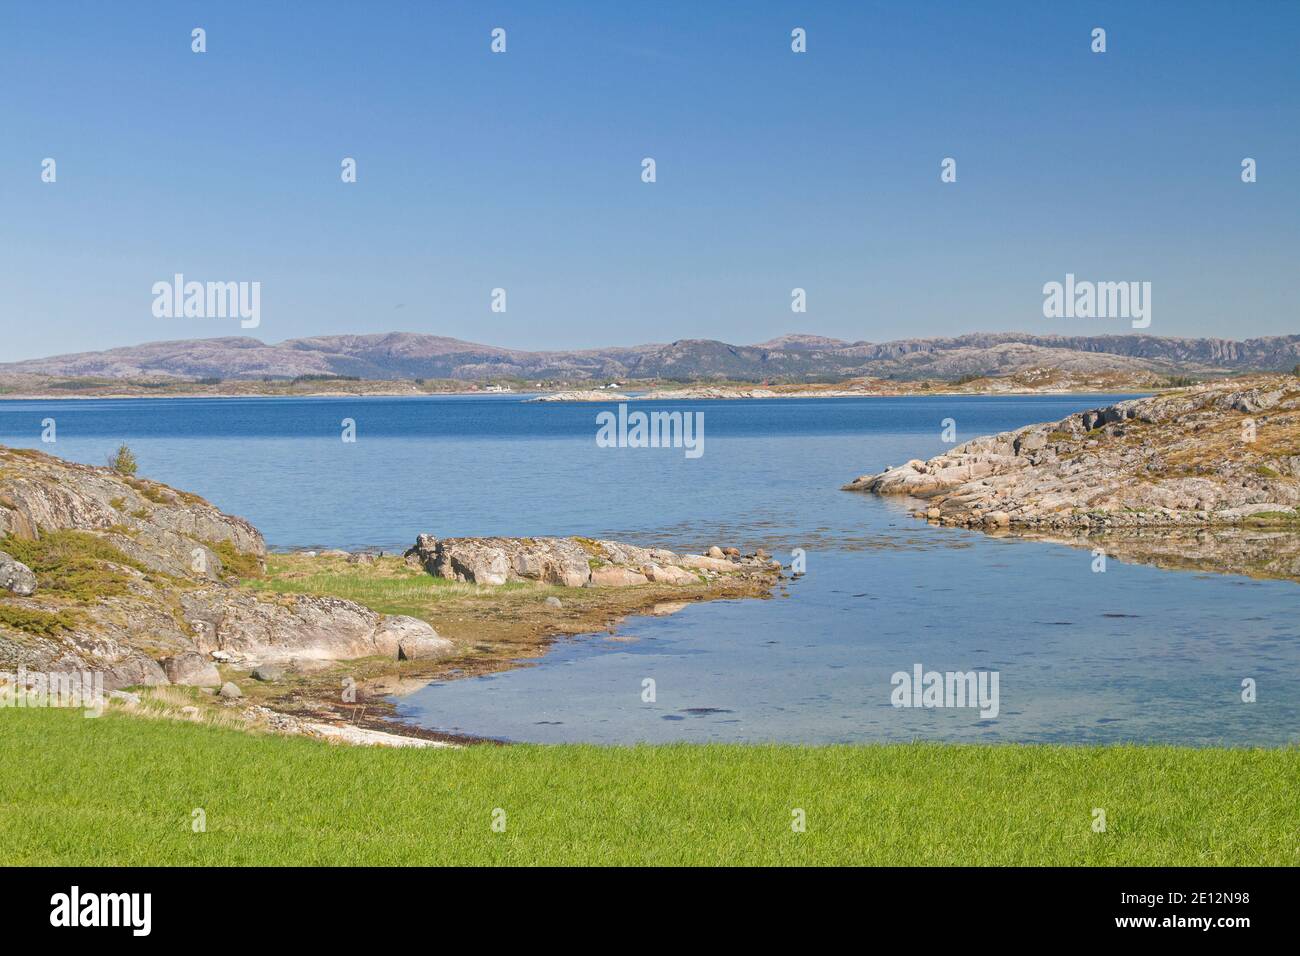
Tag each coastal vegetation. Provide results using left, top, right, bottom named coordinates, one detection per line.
left=0, top=605, right=79, bottom=637
left=107, top=443, right=138, bottom=476
left=0, top=529, right=149, bottom=602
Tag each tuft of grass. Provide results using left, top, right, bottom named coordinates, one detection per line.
left=121, top=476, right=207, bottom=507
left=571, top=537, right=602, bottom=557
left=125, top=478, right=171, bottom=504
left=128, top=686, right=253, bottom=732
left=1242, top=508, right=1300, bottom=527
left=206, top=539, right=264, bottom=581
left=0, top=605, right=80, bottom=637
left=1, top=707, right=1297, bottom=866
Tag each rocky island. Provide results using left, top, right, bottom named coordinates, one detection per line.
left=844, top=375, right=1300, bottom=580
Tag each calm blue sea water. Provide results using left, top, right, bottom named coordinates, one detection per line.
left=2, top=394, right=1296, bottom=746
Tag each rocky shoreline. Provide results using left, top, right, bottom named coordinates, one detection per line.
left=844, top=376, right=1300, bottom=579
left=406, top=533, right=778, bottom=587
left=0, top=446, right=452, bottom=688
left=0, top=443, right=783, bottom=745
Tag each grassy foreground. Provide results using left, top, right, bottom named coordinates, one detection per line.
left=2, top=709, right=1296, bottom=866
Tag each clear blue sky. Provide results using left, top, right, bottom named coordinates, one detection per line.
left=2, top=0, right=1297, bottom=361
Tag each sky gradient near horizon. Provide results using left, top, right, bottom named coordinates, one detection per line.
left=2, top=0, right=1298, bottom=362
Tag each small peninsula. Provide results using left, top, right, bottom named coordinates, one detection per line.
left=844, top=375, right=1300, bottom=581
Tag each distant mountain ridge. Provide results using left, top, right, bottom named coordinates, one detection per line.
left=4, top=331, right=1299, bottom=383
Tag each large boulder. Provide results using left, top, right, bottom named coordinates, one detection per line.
left=591, top=540, right=657, bottom=567
left=679, top=554, right=736, bottom=573
left=407, top=535, right=592, bottom=588
left=588, top=566, right=649, bottom=587
left=398, top=633, right=451, bottom=661
left=178, top=589, right=455, bottom=665
left=0, top=552, right=36, bottom=596
left=104, top=654, right=169, bottom=691
left=372, top=615, right=452, bottom=661
left=181, top=591, right=382, bottom=663
left=642, top=563, right=698, bottom=585
left=161, top=651, right=222, bottom=687
left=512, top=544, right=591, bottom=587
left=437, top=541, right=511, bottom=586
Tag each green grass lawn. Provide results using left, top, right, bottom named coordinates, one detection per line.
left=2, top=708, right=1296, bottom=865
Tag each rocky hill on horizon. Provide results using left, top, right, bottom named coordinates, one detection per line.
left=3, top=330, right=1298, bottom=384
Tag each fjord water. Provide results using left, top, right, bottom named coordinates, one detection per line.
left=2, top=394, right=1296, bottom=747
